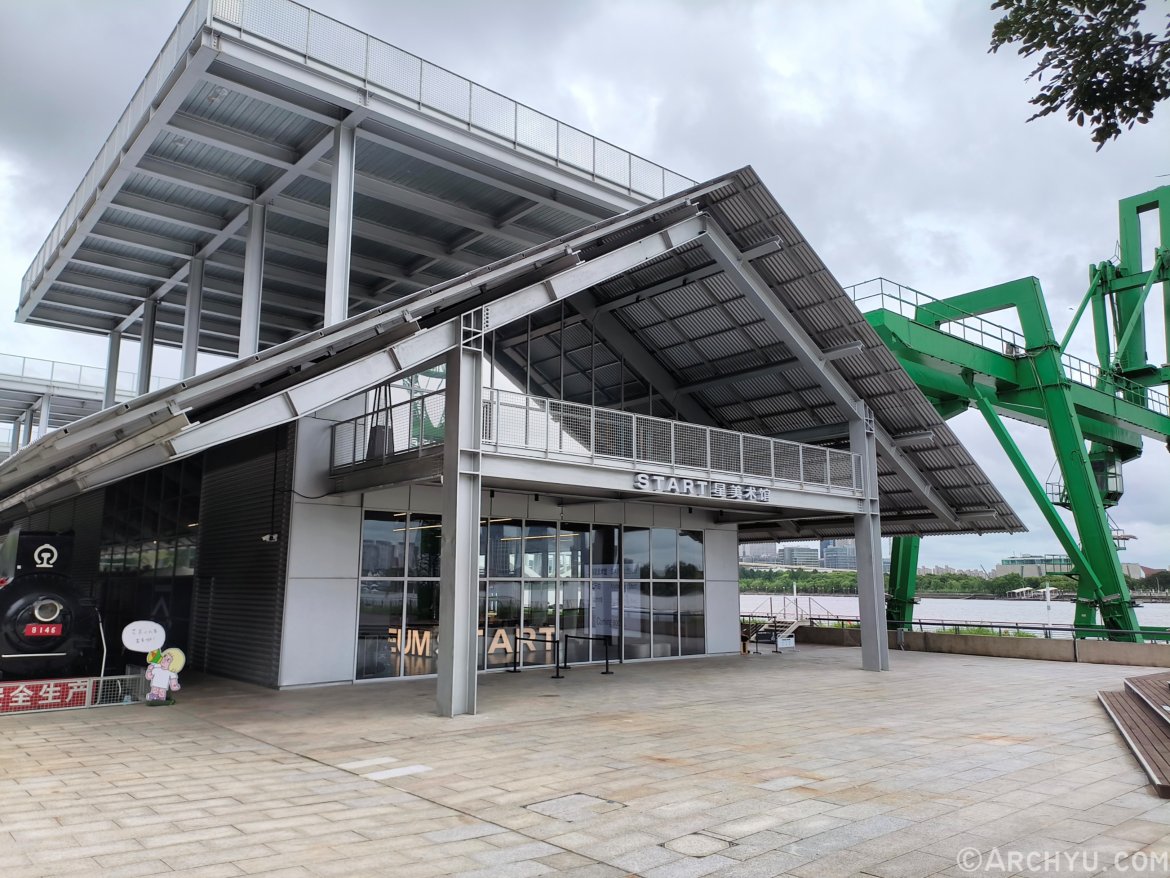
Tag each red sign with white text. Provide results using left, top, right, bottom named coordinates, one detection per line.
left=0, top=678, right=92, bottom=714
left=23, top=623, right=62, bottom=637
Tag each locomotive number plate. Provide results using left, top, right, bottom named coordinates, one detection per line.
left=23, top=624, right=62, bottom=637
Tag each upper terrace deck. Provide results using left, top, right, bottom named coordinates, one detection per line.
left=19, top=0, right=693, bottom=355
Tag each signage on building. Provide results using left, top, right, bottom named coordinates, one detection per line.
left=633, top=473, right=773, bottom=503
left=0, top=678, right=91, bottom=714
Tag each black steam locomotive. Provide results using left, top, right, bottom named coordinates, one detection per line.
left=0, top=530, right=102, bottom=680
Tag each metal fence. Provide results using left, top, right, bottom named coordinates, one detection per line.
left=331, top=388, right=446, bottom=470
left=482, top=389, right=861, bottom=493
left=210, top=0, right=693, bottom=200
left=846, top=277, right=1170, bottom=418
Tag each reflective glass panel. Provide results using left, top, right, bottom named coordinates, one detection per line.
left=523, top=521, right=557, bottom=579
left=623, top=527, right=650, bottom=579
left=407, top=515, right=442, bottom=577
left=590, top=525, right=620, bottom=577
left=680, top=582, right=705, bottom=655
left=679, top=530, right=704, bottom=579
left=652, top=582, right=680, bottom=657
left=356, top=579, right=404, bottom=679
left=561, top=580, right=590, bottom=663
left=522, top=580, right=557, bottom=666
left=485, top=580, right=521, bottom=669
left=623, top=581, right=652, bottom=660
left=486, top=519, right=523, bottom=577
left=404, top=580, right=439, bottom=676
left=651, top=528, right=676, bottom=579
left=558, top=523, right=590, bottom=578
left=362, top=513, right=406, bottom=577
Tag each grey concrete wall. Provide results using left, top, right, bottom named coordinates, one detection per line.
left=795, top=625, right=1170, bottom=667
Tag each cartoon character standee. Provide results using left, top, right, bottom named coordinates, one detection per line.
left=145, top=647, right=185, bottom=704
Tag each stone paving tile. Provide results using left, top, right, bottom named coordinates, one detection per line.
left=3, top=647, right=1170, bottom=877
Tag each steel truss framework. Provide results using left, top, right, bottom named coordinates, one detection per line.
left=867, top=186, right=1170, bottom=640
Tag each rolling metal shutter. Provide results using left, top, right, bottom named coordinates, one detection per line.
left=192, top=425, right=294, bottom=687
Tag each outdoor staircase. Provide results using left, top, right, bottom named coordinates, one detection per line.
left=1098, top=671, right=1170, bottom=798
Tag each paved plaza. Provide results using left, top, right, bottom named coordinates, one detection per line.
left=3, top=644, right=1170, bottom=877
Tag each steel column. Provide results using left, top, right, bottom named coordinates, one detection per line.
left=239, top=202, right=266, bottom=357
left=323, top=124, right=355, bottom=328
left=36, top=395, right=52, bottom=439
left=7, top=421, right=17, bottom=456
left=437, top=316, right=483, bottom=718
left=103, top=330, right=122, bottom=408
left=850, top=409, right=888, bottom=671
left=181, top=257, right=205, bottom=379
left=20, top=410, right=33, bottom=447
left=137, top=299, right=157, bottom=396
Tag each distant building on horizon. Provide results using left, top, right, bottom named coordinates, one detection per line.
left=993, top=555, right=1145, bottom=579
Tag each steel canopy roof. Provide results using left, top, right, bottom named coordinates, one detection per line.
left=18, top=0, right=693, bottom=355
left=1, top=169, right=1023, bottom=541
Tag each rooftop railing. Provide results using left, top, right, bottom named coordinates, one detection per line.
left=0, top=354, right=172, bottom=397
left=331, top=388, right=862, bottom=498
left=846, top=277, right=1170, bottom=418
left=210, top=0, right=694, bottom=201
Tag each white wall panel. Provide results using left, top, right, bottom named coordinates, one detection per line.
left=280, top=577, right=358, bottom=686
left=704, top=527, right=741, bottom=654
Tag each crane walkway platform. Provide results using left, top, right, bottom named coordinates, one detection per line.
left=1099, top=671, right=1170, bottom=798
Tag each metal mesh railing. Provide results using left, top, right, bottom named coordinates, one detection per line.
left=209, top=0, right=693, bottom=199
left=481, top=390, right=861, bottom=493
left=846, top=277, right=1170, bottom=418
left=331, top=389, right=445, bottom=469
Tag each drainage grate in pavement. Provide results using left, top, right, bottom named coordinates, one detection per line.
left=663, top=834, right=733, bottom=857
left=526, top=792, right=625, bottom=821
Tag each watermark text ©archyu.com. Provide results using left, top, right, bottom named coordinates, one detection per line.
left=957, top=846, right=1169, bottom=873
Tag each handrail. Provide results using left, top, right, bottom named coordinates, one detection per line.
left=209, top=0, right=693, bottom=202
left=0, top=353, right=172, bottom=395
left=845, top=277, right=1170, bottom=418
left=801, top=614, right=1170, bottom=642
left=481, top=389, right=862, bottom=494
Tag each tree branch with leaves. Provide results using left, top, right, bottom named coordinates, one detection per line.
left=990, top=0, right=1170, bottom=148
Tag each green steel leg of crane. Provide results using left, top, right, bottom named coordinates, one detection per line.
left=969, top=380, right=1140, bottom=639
left=886, top=536, right=920, bottom=629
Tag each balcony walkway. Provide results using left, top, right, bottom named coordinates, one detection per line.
left=331, top=389, right=862, bottom=510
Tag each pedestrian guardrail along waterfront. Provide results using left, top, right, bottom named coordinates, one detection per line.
left=331, top=388, right=863, bottom=497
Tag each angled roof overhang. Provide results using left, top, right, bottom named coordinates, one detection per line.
left=18, top=0, right=692, bottom=355
left=1, top=169, right=1023, bottom=540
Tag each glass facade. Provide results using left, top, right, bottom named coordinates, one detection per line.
left=357, top=512, right=441, bottom=679
left=359, top=511, right=706, bottom=679
left=98, top=457, right=202, bottom=657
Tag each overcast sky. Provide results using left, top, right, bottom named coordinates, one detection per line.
left=0, top=0, right=1167, bottom=572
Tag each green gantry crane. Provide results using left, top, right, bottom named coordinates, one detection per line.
left=856, top=186, right=1170, bottom=641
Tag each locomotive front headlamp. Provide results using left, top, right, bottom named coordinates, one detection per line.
left=33, top=600, right=63, bottom=623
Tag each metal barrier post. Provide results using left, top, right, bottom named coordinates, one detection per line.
left=602, top=637, right=613, bottom=675
left=507, top=627, right=521, bottom=672
left=552, top=639, right=562, bottom=679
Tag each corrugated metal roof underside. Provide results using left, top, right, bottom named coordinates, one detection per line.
left=7, top=168, right=1020, bottom=540
left=499, top=170, right=1022, bottom=538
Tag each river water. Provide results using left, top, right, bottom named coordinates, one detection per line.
left=739, top=593, right=1170, bottom=630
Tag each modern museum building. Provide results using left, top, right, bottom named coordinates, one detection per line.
left=0, top=0, right=1019, bottom=716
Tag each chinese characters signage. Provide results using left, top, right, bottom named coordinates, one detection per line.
left=0, top=678, right=92, bottom=714
left=632, top=473, right=772, bottom=503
